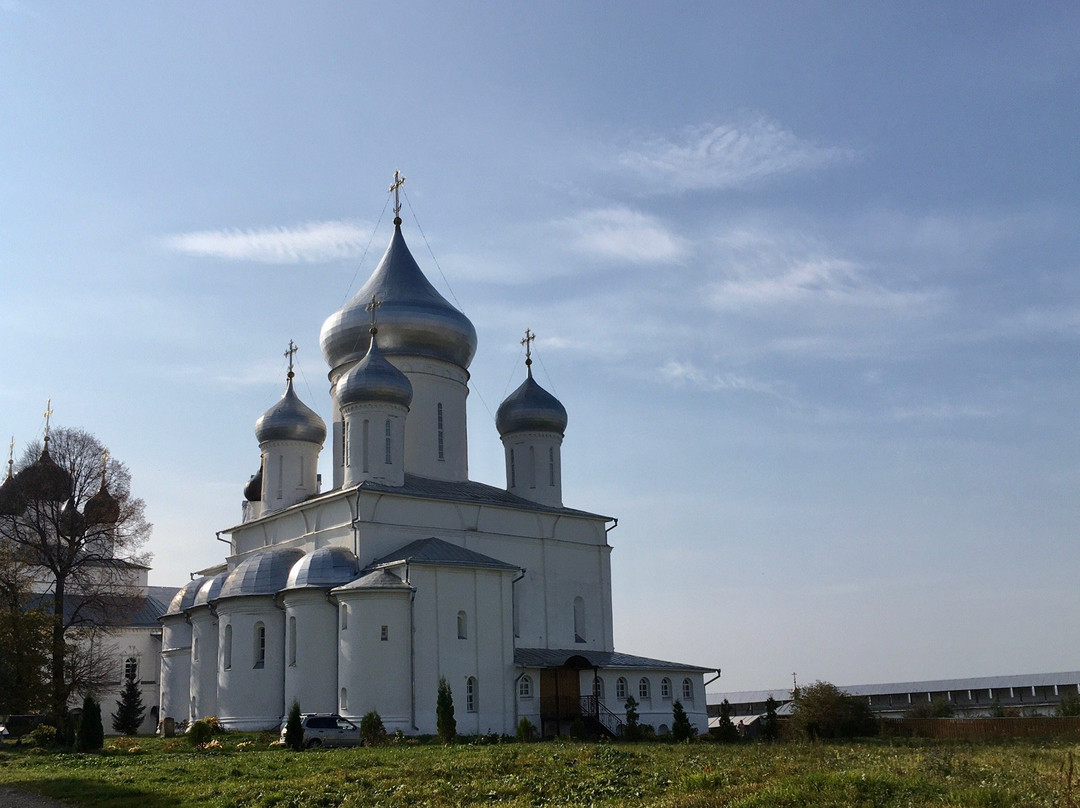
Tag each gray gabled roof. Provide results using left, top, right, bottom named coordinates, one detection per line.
left=514, top=647, right=714, bottom=673
left=333, top=568, right=413, bottom=593
left=369, top=536, right=520, bottom=573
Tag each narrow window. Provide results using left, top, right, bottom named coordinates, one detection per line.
left=276, top=456, right=283, bottom=499
left=340, top=603, right=348, bottom=631
left=362, top=419, right=370, bottom=473
left=518, top=675, right=533, bottom=699
left=223, top=624, right=232, bottom=670
left=193, top=635, right=199, bottom=662
left=340, top=687, right=348, bottom=711
left=661, top=677, right=671, bottom=699
left=385, top=419, right=392, bottom=464
left=593, top=677, right=605, bottom=699
left=381, top=625, right=388, bottom=641
left=682, top=678, right=694, bottom=701
left=344, top=421, right=350, bottom=467
left=573, top=596, right=585, bottom=643
left=288, top=616, right=297, bottom=667
left=124, top=656, right=139, bottom=681
left=639, top=677, right=650, bottom=700
left=616, top=677, right=627, bottom=700
left=528, top=445, right=536, bottom=488
left=457, top=610, right=467, bottom=639
left=549, top=446, right=555, bottom=486
left=254, top=622, right=266, bottom=668
left=466, top=676, right=477, bottom=713
left=437, top=403, right=445, bottom=461
left=509, top=448, right=516, bottom=488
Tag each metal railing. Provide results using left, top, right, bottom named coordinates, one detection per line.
left=580, top=695, right=624, bottom=737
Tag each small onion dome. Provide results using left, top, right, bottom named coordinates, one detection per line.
left=15, top=445, right=72, bottom=503
left=243, top=465, right=263, bottom=502
left=319, top=225, right=477, bottom=375
left=0, top=473, right=26, bottom=516
left=84, top=480, right=121, bottom=526
left=218, top=547, right=306, bottom=599
left=496, top=369, right=568, bottom=437
left=336, top=333, right=413, bottom=409
left=254, top=377, right=327, bottom=445
left=59, top=497, right=86, bottom=539
left=285, top=546, right=360, bottom=590
left=192, top=572, right=228, bottom=608
left=331, top=568, right=413, bottom=594
left=165, top=577, right=206, bottom=616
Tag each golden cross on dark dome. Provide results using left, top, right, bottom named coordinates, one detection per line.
left=43, top=399, right=54, bottom=443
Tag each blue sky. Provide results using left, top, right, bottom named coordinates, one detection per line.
left=2, top=2, right=1078, bottom=693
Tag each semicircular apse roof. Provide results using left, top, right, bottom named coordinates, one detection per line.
left=285, top=546, right=360, bottom=589
left=219, top=547, right=306, bottom=599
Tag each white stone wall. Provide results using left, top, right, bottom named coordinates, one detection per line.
left=215, top=596, right=286, bottom=731
left=159, top=613, right=191, bottom=725
left=187, top=607, right=218, bottom=722
left=283, top=589, right=339, bottom=715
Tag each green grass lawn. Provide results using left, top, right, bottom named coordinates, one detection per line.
left=0, top=736, right=1075, bottom=807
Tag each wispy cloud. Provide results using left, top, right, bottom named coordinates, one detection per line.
left=164, top=219, right=375, bottom=263
left=557, top=206, right=687, bottom=263
left=617, top=114, right=857, bottom=192
left=659, top=360, right=780, bottom=397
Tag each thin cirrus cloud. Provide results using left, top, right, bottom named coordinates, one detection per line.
left=659, top=360, right=781, bottom=397
left=617, top=114, right=857, bottom=192
left=164, top=219, right=375, bottom=264
left=557, top=206, right=687, bottom=263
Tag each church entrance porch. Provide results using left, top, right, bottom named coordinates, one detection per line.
left=539, top=665, right=582, bottom=737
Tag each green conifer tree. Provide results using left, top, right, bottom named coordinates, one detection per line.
left=111, top=672, right=146, bottom=735
left=284, top=699, right=304, bottom=751
left=671, top=699, right=696, bottom=741
left=76, top=693, right=103, bottom=752
left=624, top=695, right=641, bottom=741
left=436, top=677, right=456, bottom=744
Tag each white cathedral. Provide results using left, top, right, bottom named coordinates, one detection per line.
left=158, top=182, right=712, bottom=738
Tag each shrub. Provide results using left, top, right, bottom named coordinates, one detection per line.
left=790, top=681, right=877, bottom=740
left=906, top=697, right=956, bottom=718
left=436, top=677, right=456, bottom=744
left=711, top=698, right=740, bottom=743
left=25, top=723, right=58, bottom=749
left=623, top=696, right=641, bottom=741
left=188, top=718, right=214, bottom=747
left=516, top=717, right=537, bottom=742
left=284, top=701, right=304, bottom=751
left=76, top=694, right=104, bottom=752
left=762, top=696, right=780, bottom=742
left=1059, top=694, right=1080, bottom=717
left=360, top=710, right=387, bottom=746
left=568, top=718, right=587, bottom=740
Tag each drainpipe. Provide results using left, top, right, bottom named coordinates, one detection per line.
left=406, top=561, right=417, bottom=731
left=215, top=531, right=232, bottom=550
left=511, top=568, right=525, bottom=641
left=605, top=518, right=618, bottom=534
left=349, top=491, right=361, bottom=559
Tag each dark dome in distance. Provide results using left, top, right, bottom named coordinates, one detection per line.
left=496, top=372, right=568, bottom=437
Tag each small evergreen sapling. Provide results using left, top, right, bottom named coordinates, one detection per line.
left=763, top=696, right=780, bottom=741
left=360, top=710, right=387, bottom=745
left=112, top=671, right=146, bottom=735
left=671, top=699, right=696, bottom=741
left=624, top=695, right=641, bottom=741
left=436, top=677, right=456, bottom=744
left=76, top=693, right=104, bottom=751
left=284, top=700, right=304, bottom=751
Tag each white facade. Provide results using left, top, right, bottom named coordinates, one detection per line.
left=159, top=208, right=711, bottom=737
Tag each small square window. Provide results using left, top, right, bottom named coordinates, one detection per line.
left=381, top=625, right=389, bottom=642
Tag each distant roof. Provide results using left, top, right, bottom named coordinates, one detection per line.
left=515, top=648, right=714, bottom=673
left=369, top=536, right=520, bottom=572
left=709, top=671, right=1080, bottom=705
left=29, top=585, right=177, bottom=628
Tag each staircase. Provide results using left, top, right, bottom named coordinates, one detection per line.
left=580, top=695, right=624, bottom=738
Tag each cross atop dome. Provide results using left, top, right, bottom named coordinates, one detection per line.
left=284, top=340, right=298, bottom=380
left=365, top=294, right=382, bottom=335
left=389, top=170, right=406, bottom=225
left=521, top=328, right=535, bottom=373
left=43, top=399, right=54, bottom=443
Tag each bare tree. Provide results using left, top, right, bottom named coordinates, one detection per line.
left=0, top=426, right=152, bottom=719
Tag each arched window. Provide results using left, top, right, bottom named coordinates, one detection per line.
left=510, top=448, right=516, bottom=488
left=661, top=677, right=672, bottom=699
left=276, top=455, right=283, bottom=499
left=466, top=676, right=478, bottom=713
left=518, top=675, right=533, bottom=699
left=528, top=445, right=536, bottom=488
left=385, top=419, right=393, bottom=464
left=593, top=677, right=605, bottom=699
left=341, top=603, right=348, bottom=631
left=124, top=655, right=139, bottom=682
left=616, top=677, right=628, bottom=700
left=549, top=446, right=555, bottom=486
left=340, top=687, right=348, bottom=711
left=573, top=596, right=585, bottom=643
left=457, top=610, right=467, bottom=639
left=362, top=419, right=370, bottom=473
left=344, top=421, right=350, bottom=467
left=222, top=624, right=232, bottom=670
left=254, top=622, right=266, bottom=668
left=437, top=403, right=445, bottom=461
left=193, top=635, right=199, bottom=662
left=288, top=616, right=297, bottom=667
left=639, top=677, right=650, bottom=700
left=682, top=678, right=694, bottom=701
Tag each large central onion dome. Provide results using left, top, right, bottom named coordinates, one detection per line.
left=496, top=368, right=568, bottom=437
left=255, top=378, right=327, bottom=445
left=320, top=223, right=477, bottom=375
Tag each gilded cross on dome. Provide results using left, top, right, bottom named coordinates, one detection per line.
left=284, top=340, right=298, bottom=379
left=365, top=295, right=382, bottom=334
left=6, top=436, right=13, bottom=480
left=388, top=170, right=406, bottom=220
left=43, top=399, right=54, bottom=443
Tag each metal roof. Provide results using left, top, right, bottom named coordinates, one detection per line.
left=332, top=568, right=412, bottom=593
left=514, top=647, right=714, bottom=673
left=255, top=377, right=327, bottom=445
left=31, top=585, right=177, bottom=628
left=369, top=536, right=519, bottom=572
left=285, top=546, right=360, bottom=589
left=218, top=547, right=306, bottom=599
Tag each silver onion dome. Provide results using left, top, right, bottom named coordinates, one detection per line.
left=255, top=377, right=327, bottom=445
left=336, top=333, right=414, bottom=409
left=319, top=224, right=477, bottom=375
left=218, top=547, right=306, bottom=599
left=165, top=577, right=206, bottom=616
left=285, top=546, right=360, bottom=590
left=496, top=369, right=568, bottom=437
left=192, top=572, right=228, bottom=608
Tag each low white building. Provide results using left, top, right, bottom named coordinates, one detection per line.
left=159, top=186, right=712, bottom=737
